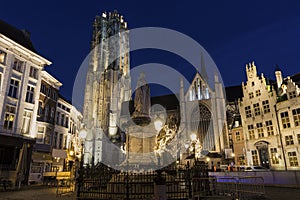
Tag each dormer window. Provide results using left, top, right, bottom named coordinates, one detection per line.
left=289, top=91, right=296, bottom=99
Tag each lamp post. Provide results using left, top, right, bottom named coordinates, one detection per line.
left=77, top=128, right=87, bottom=198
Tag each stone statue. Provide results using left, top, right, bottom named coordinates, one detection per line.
left=132, top=72, right=151, bottom=124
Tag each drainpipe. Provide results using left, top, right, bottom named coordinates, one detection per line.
left=274, top=104, right=287, bottom=171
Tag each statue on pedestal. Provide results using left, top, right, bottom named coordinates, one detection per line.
left=132, top=72, right=151, bottom=125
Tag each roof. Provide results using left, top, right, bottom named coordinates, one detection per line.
left=225, top=85, right=243, bottom=102
left=291, top=72, right=300, bottom=87
left=0, top=19, right=36, bottom=53
left=121, top=93, right=179, bottom=115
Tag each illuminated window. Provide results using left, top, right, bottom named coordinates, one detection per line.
left=36, top=126, right=45, bottom=144
left=292, top=108, right=300, bottom=127
left=266, top=120, right=274, bottom=136
left=248, top=125, right=255, bottom=140
left=235, top=131, right=241, bottom=142
left=270, top=148, right=279, bottom=164
left=251, top=150, right=259, bottom=166
left=288, top=151, right=298, bottom=167
left=281, top=111, right=291, bottom=129
left=4, top=105, right=16, bottom=130
left=25, top=85, right=34, bottom=103
left=21, top=111, right=32, bottom=134
left=285, top=135, right=294, bottom=145
left=249, top=92, right=254, bottom=99
left=257, top=123, right=264, bottom=138
left=256, top=90, right=261, bottom=96
left=262, top=100, right=270, bottom=113
left=0, top=50, right=6, bottom=64
left=29, top=66, right=38, bottom=79
left=12, top=58, right=24, bottom=72
left=8, top=79, right=19, bottom=98
left=253, top=103, right=260, bottom=116
left=245, top=106, right=252, bottom=118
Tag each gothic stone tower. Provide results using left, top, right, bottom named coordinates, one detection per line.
left=83, top=11, right=131, bottom=165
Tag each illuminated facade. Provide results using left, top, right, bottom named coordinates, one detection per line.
left=83, top=11, right=131, bottom=165
left=0, top=19, right=51, bottom=186
left=229, top=62, right=300, bottom=170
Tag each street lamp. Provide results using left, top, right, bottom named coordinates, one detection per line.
left=77, top=128, right=87, bottom=198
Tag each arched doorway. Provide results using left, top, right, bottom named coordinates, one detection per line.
left=254, top=141, right=270, bottom=168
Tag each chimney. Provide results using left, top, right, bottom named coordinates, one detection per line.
left=21, top=29, right=31, bottom=38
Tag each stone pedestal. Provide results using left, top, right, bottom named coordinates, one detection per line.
left=126, top=123, right=158, bottom=167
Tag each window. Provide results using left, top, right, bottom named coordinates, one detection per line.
left=44, top=105, right=49, bottom=120
left=252, top=82, right=255, bottom=86
left=12, top=58, right=23, bottom=72
left=53, top=132, right=58, bottom=148
left=38, top=101, right=43, bottom=116
left=61, top=114, right=65, bottom=126
left=288, top=151, right=298, bottom=167
left=45, top=127, right=51, bottom=145
left=235, top=131, right=241, bottom=142
left=257, top=123, right=264, bottom=138
left=262, top=100, right=270, bottom=113
left=256, top=90, right=261, bottom=96
left=289, top=91, right=297, bottom=99
left=50, top=107, right=55, bottom=121
left=36, top=126, right=45, bottom=144
left=65, top=116, right=69, bottom=128
left=266, top=120, right=274, bottom=136
left=281, top=111, right=291, bottom=129
left=56, top=112, right=60, bottom=125
left=4, top=105, right=16, bottom=130
left=40, top=84, right=46, bottom=94
left=298, top=134, right=300, bottom=144
left=292, top=108, right=300, bottom=127
left=29, top=66, right=38, bottom=79
left=252, top=150, right=259, bottom=166
left=25, top=85, right=34, bottom=103
left=8, top=79, right=19, bottom=98
left=0, top=73, right=2, bottom=90
left=285, top=135, right=294, bottom=145
left=249, top=92, right=254, bottom=99
left=253, top=103, right=260, bottom=116
left=248, top=125, right=255, bottom=140
left=59, top=134, right=63, bottom=149
left=21, top=111, right=32, bottom=134
left=0, top=50, right=7, bottom=64
left=245, top=106, right=252, bottom=118
left=270, top=148, right=279, bottom=164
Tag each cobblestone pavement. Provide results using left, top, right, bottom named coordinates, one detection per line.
left=1, top=185, right=300, bottom=200
left=0, top=186, right=75, bottom=200
left=264, top=186, right=300, bottom=200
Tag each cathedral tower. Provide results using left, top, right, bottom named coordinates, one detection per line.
left=83, top=11, right=131, bottom=165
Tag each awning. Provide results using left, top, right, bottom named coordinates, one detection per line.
left=32, top=152, right=52, bottom=163
left=52, top=149, right=67, bottom=159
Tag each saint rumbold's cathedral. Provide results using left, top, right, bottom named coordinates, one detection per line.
left=82, top=11, right=227, bottom=169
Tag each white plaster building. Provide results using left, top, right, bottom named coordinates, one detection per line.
left=0, top=19, right=51, bottom=186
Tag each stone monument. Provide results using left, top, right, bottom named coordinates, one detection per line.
left=125, top=73, right=158, bottom=169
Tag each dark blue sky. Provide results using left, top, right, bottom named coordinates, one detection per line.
left=1, top=0, right=300, bottom=100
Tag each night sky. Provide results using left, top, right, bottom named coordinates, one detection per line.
left=1, top=0, right=300, bottom=101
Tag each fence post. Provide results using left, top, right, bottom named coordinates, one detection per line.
left=154, top=170, right=167, bottom=200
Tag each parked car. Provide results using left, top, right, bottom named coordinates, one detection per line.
left=244, top=166, right=270, bottom=171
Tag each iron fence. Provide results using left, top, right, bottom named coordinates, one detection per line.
left=76, top=163, right=266, bottom=200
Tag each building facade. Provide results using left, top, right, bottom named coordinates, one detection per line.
left=228, top=61, right=300, bottom=170
left=0, top=19, right=51, bottom=187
